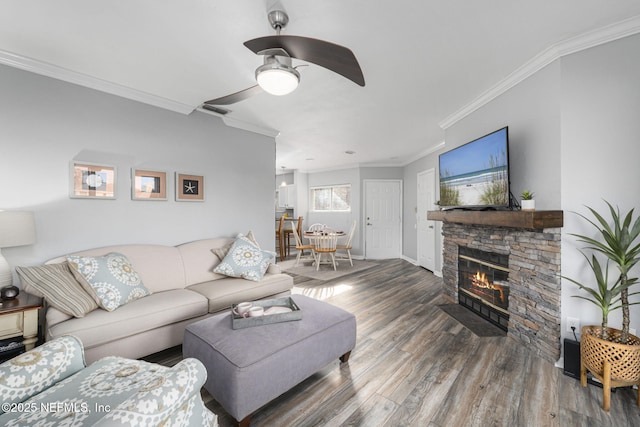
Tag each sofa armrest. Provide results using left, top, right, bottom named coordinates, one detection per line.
left=98, top=358, right=216, bottom=426
left=267, top=262, right=282, bottom=274
left=0, top=335, right=85, bottom=414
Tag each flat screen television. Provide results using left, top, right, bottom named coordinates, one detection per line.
left=438, top=127, right=510, bottom=210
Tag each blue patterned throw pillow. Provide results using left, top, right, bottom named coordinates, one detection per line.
left=66, top=252, right=152, bottom=311
left=213, top=235, right=274, bottom=281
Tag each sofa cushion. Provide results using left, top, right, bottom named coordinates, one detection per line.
left=187, top=273, right=293, bottom=313
left=46, top=306, right=73, bottom=329
left=176, top=238, right=232, bottom=287
left=67, top=252, right=152, bottom=311
left=16, top=263, right=98, bottom=317
left=213, top=236, right=274, bottom=282
left=47, top=289, right=208, bottom=350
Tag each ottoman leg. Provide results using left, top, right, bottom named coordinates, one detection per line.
left=340, top=351, right=352, bottom=363
left=236, top=414, right=251, bottom=427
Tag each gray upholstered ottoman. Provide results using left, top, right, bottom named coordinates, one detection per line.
left=183, top=294, right=356, bottom=427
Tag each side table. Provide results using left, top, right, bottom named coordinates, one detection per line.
left=0, top=292, right=43, bottom=355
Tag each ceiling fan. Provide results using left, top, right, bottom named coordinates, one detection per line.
left=202, top=9, right=365, bottom=111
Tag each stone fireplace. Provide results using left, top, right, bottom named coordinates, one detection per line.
left=429, top=210, right=563, bottom=363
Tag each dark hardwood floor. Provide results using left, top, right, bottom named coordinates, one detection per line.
left=146, top=259, right=640, bottom=426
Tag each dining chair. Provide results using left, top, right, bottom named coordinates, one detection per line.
left=275, top=216, right=286, bottom=260
left=290, top=221, right=316, bottom=267
left=284, top=216, right=303, bottom=256
left=312, top=233, right=338, bottom=271
left=296, top=216, right=304, bottom=237
left=336, top=220, right=357, bottom=266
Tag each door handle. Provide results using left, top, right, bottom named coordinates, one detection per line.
left=428, top=225, right=434, bottom=229
left=367, top=222, right=372, bottom=226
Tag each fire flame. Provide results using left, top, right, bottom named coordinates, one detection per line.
left=472, top=271, right=505, bottom=303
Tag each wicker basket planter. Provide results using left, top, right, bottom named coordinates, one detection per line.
left=581, top=325, right=640, bottom=411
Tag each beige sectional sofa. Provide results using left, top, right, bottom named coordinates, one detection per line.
left=21, top=237, right=293, bottom=364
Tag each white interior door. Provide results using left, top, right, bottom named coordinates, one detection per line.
left=417, top=169, right=436, bottom=271
left=364, top=180, right=402, bottom=259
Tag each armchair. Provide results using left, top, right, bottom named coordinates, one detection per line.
left=0, top=335, right=217, bottom=426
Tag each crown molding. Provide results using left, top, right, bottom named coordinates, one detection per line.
left=0, top=46, right=280, bottom=139
left=0, top=46, right=282, bottom=140
left=219, top=114, right=280, bottom=138
left=403, top=141, right=446, bottom=165
left=439, top=15, right=640, bottom=130
left=0, top=49, right=195, bottom=115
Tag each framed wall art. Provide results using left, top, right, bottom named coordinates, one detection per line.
left=176, top=172, right=204, bottom=202
left=132, top=169, right=167, bottom=201
left=70, top=162, right=116, bottom=199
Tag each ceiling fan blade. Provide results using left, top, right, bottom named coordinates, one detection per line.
left=244, top=35, right=365, bottom=87
left=204, top=85, right=263, bottom=106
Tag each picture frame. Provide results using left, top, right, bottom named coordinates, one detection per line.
left=132, top=169, right=167, bottom=201
left=176, top=172, right=204, bottom=202
left=70, top=161, right=116, bottom=199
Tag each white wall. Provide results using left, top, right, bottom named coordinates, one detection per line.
left=404, top=156, right=440, bottom=263
left=275, top=172, right=294, bottom=188
left=0, top=64, right=277, bottom=281
left=293, top=170, right=309, bottom=222
left=307, top=168, right=361, bottom=256
left=560, top=34, right=640, bottom=340
left=293, top=167, right=404, bottom=259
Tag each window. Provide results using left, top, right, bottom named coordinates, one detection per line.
left=310, top=185, right=351, bottom=212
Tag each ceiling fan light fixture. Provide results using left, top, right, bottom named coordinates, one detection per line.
left=255, top=58, right=300, bottom=96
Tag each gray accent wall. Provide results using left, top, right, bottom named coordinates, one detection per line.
left=444, top=60, right=562, bottom=210
left=0, top=64, right=276, bottom=275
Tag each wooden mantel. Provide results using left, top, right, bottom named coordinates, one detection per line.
left=427, top=209, right=563, bottom=229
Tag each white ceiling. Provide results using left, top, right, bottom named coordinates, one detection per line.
left=2, top=1, right=640, bottom=173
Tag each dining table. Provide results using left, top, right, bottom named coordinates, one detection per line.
left=303, top=230, right=346, bottom=238
left=303, top=230, right=346, bottom=268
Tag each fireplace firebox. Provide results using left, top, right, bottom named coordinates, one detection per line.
left=458, top=247, right=509, bottom=331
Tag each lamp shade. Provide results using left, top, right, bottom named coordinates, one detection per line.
left=0, top=211, right=36, bottom=248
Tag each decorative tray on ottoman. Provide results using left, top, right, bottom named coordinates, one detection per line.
left=231, top=297, right=302, bottom=330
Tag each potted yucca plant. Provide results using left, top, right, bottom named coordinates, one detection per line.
left=564, top=254, right=626, bottom=337
left=567, top=201, right=640, bottom=411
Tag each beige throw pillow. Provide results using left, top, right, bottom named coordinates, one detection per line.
left=16, top=263, right=99, bottom=318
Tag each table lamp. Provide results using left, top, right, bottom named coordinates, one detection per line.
left=0, top=211, right=36, bottom=290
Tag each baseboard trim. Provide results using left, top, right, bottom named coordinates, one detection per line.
left=401, top=255, right=417, bottom=265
